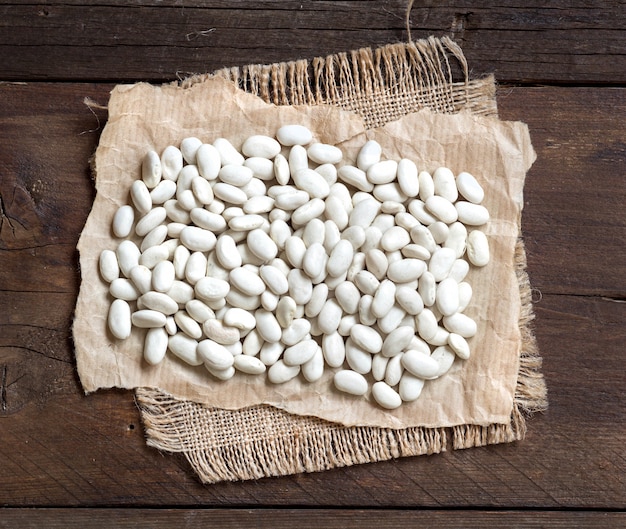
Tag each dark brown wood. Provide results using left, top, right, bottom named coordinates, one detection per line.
left=0, top=1, right=624, bottom=84
left=1, top=83, right=625, bottom=511
left=1, top=509, right=625, bottom=528
left=1, top=2, right=625, bottom=523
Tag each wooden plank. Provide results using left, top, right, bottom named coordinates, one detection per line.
left=0, top=294, right=623, bottom=507
left=0, top=1, right=624, bottom=84
left=498, top=86, right=626, bottom=297
left=0, top=508, right=625, bottom=528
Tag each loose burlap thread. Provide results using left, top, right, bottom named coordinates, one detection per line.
left=135, top=36, right=547, bottom=483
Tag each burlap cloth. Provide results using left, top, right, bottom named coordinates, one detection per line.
left=84, top=37, right=548, bottom=483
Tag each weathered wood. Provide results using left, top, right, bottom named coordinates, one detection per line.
left=498, top=86, right=626, bottom=298
left=1, top=508, right=625, bottom=528
left=0, top=1, right=624, bottom=84
left=1, top=84, right=624, bottom=508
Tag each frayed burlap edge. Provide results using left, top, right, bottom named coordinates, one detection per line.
left=135, top=37, right=547, bottom=484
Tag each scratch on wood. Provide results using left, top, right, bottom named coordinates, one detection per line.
left=185, top=28, right=215, bottom=41
left=1, top=364, right=7, bottom=412
left=450, top=12, right=471, bottom=41
left=0, top=193, right=16, bottom=238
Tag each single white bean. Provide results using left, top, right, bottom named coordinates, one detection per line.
left=224, top=307, right=257, bottom=331
left=367, top=160, right=398, bottom=185
left=277, top=124, right=313, bottom=146
left=161, top=146, right=183, bottom=181
left=232, top=354, right=266, bottom=375
left=442, top=313, right=477, bottom=338
left=371, top=381, right=402, bottom=409
left=399, top=372, right=425, bottom=402
left=247, top=228, right=278, bottom=263
left=152, top=260, right=175, bottom=293
left=144, top=327, right=168, bottom=365
left=110, top=278, right=140, bottom=301
left=387, top=259, right=426, bottom=283
left=142, top=150, right=162, bottom=189
left=108, top=299, right=131, bottom=339
left=242, top=135, right=281, bottom=159
left=132, top=309, right=167, bottom=328
left=356, top=140, right=382, bottom=171
left=401, top=349, right=440, bottom=379
left=267, top=360, right=300, bottom=384
left=334, top=370, right=369, bottom=396
left=203, top=319, right=240, bottom=345
left=448, top=332, right=471, bottom=360
left=382, top=326, right=415, bottom=357
left=174, top=310, right=203, bottom=339
left=213, top=138, right=244, bottom=166
left=436, top=277, right=460, bottom=316
left=229, top=267, right=265, bottom=296
left=255, top=309, right=282, bottom=343
left=350, top=324, right=383, bottom=354
left=281, top=318, right=311, bottom=346
left=345, top=338, right=372, bottom=375
left=466, top=229, right=490, bottom=267
left=168, top=333, right=203, bottom=366
left=337, top=165, right=373, bottom=192
left=196, top=143, right=221, bottom=180
left=112, top=205, right=135, bottom=238
left=99, top=249, right=120, bottom=283
left=283, top=339, right=318, bottom=366
left=384, top=354, right=404, bottom=387
left=371, top=279, right=396, bottom=319
left=198, top=339, right=235, bottom=370
left=456, top=171, right=484, bottom=204
left=307, top=142, right=342, bottom=164
left=186, top=299, right=215, bottom=323
left=455, top=201, right=490, bottom=226
left=432, top=166, right=458, bottom=202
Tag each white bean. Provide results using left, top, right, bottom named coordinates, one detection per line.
left=234, top=354, right=267, bottom=375
left=367, top=160, right=398, bottom=185
left=401, top=349, right=440, bottom=379
left=455, top=201, right=490, bottom=226
left=112, top=205, right=135, bottom=238
left=307, top=142, right=342, bottom=164
left=108, top=299, right=131, bottom=339
left=196, top=143, right=221, bottom=180
left=255, top=309, right=282, bottom=343
left=350, top=324, right=383, bottom=354
left=198, top=339, right=235, bottom=371
left=242, top=135, right=281, bottom=159
left=161, top=146, right=183, bottom=181
left=132, top=309, right=167, bottom=328
left=168, top=333, right=203, bottom=366
left=277, top=124, right=313, bottom=146
left=267, top=360, right=300, bottom=384
left=99, top=250, right=120, bottom=283
left=456, top=171, right=484, bottom=204
left=371, top=381, right=402, bottom=409
left=432, top=166, right=458, bottom=202
left=467, top=229, right=490, bottom=267
left=142, top=150, right=162, bottom=189
left=334, top=370, right=368, bottom=396
left=144, top=327, right=168, bottom=365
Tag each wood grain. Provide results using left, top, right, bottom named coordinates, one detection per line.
left=1, top=2, right=624, bottom=521
left=0, top=1, right=624, bottom=84
left=0, top=84, right=625, bottom=509
left=1, top=509, right=625, bottom=528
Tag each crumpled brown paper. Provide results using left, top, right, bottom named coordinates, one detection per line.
left=74, top=76, right=535, bottom=429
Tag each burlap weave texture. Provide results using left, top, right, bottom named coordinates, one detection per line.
left=133, top=37, right=547, bottom=483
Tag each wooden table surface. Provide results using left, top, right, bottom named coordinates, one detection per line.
left=1, top=1, right=624, bottom=527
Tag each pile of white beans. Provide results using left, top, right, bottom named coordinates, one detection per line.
left=100, top=124, right=490, bottom=410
